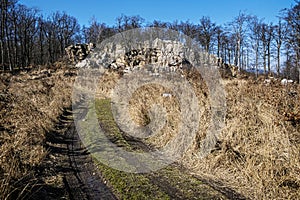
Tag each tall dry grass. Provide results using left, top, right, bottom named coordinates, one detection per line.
left=184, top=79, right=300, bottom=199
left=0, top=64, right=76, bottom=199
left=96, top=68, right=300, bottom=199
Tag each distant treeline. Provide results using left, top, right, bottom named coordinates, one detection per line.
left=0, top=0, right=299, bottom=81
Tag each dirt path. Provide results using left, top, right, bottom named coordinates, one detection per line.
left=63, top=120, right=117, bottom=200
left=29, top=108, right=116, bottom=200
left=29, top=102, right=245, bottom=200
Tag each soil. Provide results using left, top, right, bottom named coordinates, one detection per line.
left=29, top=107, right=116, bottom=200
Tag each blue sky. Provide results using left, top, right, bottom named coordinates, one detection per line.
left=19, top=0, right=295, bottom=27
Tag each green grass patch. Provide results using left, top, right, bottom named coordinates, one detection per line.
left=83, top=98, right=169, bottom=200
left=94, top=98, right=131, bottom=149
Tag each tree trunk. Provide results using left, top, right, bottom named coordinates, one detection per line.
left=277, top=45, right=281, bottom=76
left=237, top=38, right=241, bottom=70
left=267, top=44, right=271, bottom=74
left=5, top=24, right=12, bottom=70
left=255, top=41, right=259, bottom=78
left=1, top=0, right=6, bottom=69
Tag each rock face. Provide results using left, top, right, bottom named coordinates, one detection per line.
left=72, top=38, right=238, bottom=77
left=65, top=43, right=96, bottom=63
left=104, top=38, right=187, bottom=74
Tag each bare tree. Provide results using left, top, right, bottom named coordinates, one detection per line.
left=197, top=16, right=217, bottom=53
left=17, top=5, right=38, bottom=68
left=83, top=18, right=114, bottom=44
left=116, top=14, right=144, bottom=32
left=149, top=20, right=170, bottom=29
left=229, top=12, right=250, bottom=70
left=218, top=30, right=230, bottom=64
left=260, top=23, right=274, bottom=74
left=0, top=0, right=17, bottom=70
left=284, top=1, right=300, bottom=82
left=273, top=18, right=286, bottom=76
left=215, top=26, right=223, bottom=58
left=248, top=16, right=263, bottom=77
left=178, top=20, right=198, bottom=38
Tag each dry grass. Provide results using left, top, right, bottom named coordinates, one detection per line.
left=1, top=60, right=298, bottom=199
left=0, top=64, right=76, bottom=199
left=184, top=79, right=300, bottom=199
left=95, top=70, right=121, bottom=99
left=128, top=84, right=181, bottom=148
left=96, top=68, right=300, bottom=199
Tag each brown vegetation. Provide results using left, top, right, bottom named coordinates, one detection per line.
left=0, top=60, right=299, bottom=199
left=96, top=68, right=300, bottom=199
left=0, top=63, right=76, bottom=199
left=185, top=78, right=300, bottom=199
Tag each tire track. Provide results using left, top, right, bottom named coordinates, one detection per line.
left=30, top=105, right=117, bottom=200
left=63, top=105, right=117, bottom=200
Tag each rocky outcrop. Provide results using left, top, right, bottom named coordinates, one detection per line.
left=74, top=38, right=238, bottom=77
left=65, top=43, right=96, bottom=63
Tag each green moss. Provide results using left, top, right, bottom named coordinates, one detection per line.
left=96, top=162, right=170, bottom=200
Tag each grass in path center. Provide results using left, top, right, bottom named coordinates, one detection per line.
left=80, top=98, right=227, bottom=200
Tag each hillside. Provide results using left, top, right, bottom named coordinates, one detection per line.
left=0, top=61, right=299, bottom=199
left=94, top=65, right=300, bottom=199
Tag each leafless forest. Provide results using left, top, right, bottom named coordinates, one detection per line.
left=0, top=0, right=299, bottom=81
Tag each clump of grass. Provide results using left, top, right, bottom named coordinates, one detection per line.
left=128, top=84, right=181, bottom=148
left=95, top=71, right=121, bottom=99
